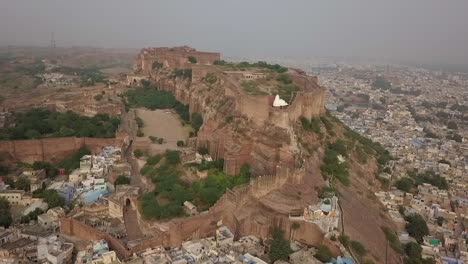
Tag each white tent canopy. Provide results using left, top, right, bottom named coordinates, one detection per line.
left=273, top=94, right=288, bottom=107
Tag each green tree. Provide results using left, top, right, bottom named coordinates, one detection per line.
left=177, top=140, right=185, bottom=147
left=0, top=197, right=12, bottom=228
left=405, top=214, right=429, bottom=243
left=15, top=176, right=31, bottom=192
left=269, top=227, right=292, bottom=262
left=36, top=189, right=65, bottom=208
left=197, top=147, right=209, bottom=155
left=191, top=113, right=203, bottom=135
left=188, top=56, right=197, bottom=64
left=396, top=177, right=413, bottom=192
left=405, top=242, right=422, bottom=260
left=290, top=222, right=300, bottom=240
left=115, top=175, right=130, bottom=186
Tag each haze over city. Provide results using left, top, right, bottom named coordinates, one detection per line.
left=1, top=0, right=468, bottom=66
left=0, top=1, right=467, bottom=264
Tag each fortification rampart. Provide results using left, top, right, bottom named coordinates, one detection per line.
left=60, top=165, right=320, bottom=253
left=137, top=47, right=220, bottom=74
left=0, top=136, right=123, bottom=164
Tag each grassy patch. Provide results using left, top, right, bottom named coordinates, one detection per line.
left=241, top=81, right=268, bottom=96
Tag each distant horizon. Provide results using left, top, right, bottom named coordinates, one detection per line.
left=2, top=44, right=468, bottom=74
left=1, top=1, right=467, bottom=70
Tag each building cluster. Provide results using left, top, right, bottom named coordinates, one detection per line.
left=0, top=145, right=134, bottom=264
left=318, top=64, right=467, bottom=190
left=0, top=228, right=73, bottom=264
left=376, top=184, right=468, bottom=263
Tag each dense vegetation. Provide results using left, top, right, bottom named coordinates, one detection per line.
left=320, top=141, right=350, bottom=185
left=241, top=81, right=268, bottom=96
left=344, top=126, right=392, bottom=168
left=0, top=198, right=12, bottom=228
left=404, top=213, right=429, bottom=243
left=403, top=242, right=436, bottom=264
left=217, top=61, right=288, bottom=73
left=20, top=208, right=44, bottom=224
left=382, top=226, right=403, bottom=253
left=124, top=81, right=202, bottom=136
left=125, top=85, right=178, bottom=110
left=268, top=227, right=292, bottom=262
left=395, top=170, right=448, bottom=192
left=0, top=109, right=119, bottom=140
left=57, top=147, right=91, bottom=174
left=300, top=116, right=322, bottom=134
left=33, top=189, right=66, bottom=208
left=314, top=245, right=333, bottom=263
left=115, top=175, right=130, bottom=186
left=172, top=69, right=192, bottom=79
left=140, top=151, right=250, bottom=220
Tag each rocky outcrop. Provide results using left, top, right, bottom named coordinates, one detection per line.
left=136, top=48, right=325, bottom=175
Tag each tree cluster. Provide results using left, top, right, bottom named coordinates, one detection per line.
left=0, top=198, right=12, bottom=228
left=140, top=150, right=250, bottom=220
left=0, top=109, right=119, bottom=140
left=320, top=141, right=350, bottom=185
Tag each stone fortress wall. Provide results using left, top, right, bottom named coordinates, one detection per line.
left=134, top=47, right=326, bottom=175
left=0, top=136, right=124, bottom=164
left=60, top=164, right=328, bottom=259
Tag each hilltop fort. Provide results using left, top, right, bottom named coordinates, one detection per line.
left=130, top=46, right=325, bottom=175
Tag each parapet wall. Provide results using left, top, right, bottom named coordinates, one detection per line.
left=0, top=137, right=122, bottom=164
left=137, top=47, right=220, bottom=74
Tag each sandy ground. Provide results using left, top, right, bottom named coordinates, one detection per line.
left=135, top=108, right=191, bottom=152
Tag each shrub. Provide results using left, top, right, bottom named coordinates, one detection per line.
left=197, top=147, right=209, bottom=155
left=276, top=73, right=292, bottom=84
left=213, top=60, right=226, bottom=65
left=135, top=117, right=144, bottom=128
left=152, top=61, right=163, bottom=69
left=133, top=149, right=143, bottom=158
left=203, top=73, right=217, bottom=84
left=314, top=245, right=332, bottom=263
left=146, top=155, right=162, bottom=166
left=382, top=226, right=403, bottom=253
left=177, top=140, right=185, bottom=147
left=188, top=56, right=197, bottom=64
left=350, top=240, right=367, bottom=256
left=137, top=129, right=144, bottom=137
left=339, top=234, right=350, bottom=247
left=115, top=175, right=130, bottom=186
left=173, top=69, right=192, bottom=78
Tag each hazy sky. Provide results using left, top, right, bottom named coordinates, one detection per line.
left=1, top=0, right=468, bottom=65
